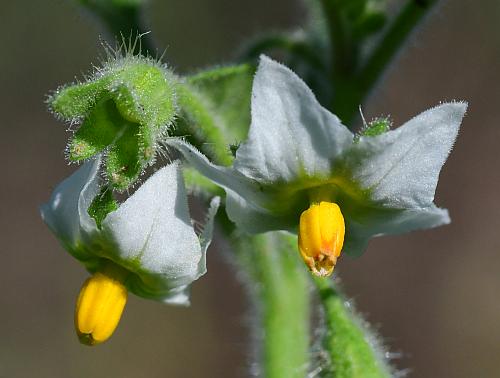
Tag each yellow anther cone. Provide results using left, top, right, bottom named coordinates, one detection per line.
left=75, top=267, right=128, bottom=346
left=298, top=201, right=345, bottom=277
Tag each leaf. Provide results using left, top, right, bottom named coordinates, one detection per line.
left=184, top=64, right=255, bottom=142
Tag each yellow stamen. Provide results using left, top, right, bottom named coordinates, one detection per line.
left=298, top=201, right=345, bottom=277
left=75, top=264, right=128, bottom=346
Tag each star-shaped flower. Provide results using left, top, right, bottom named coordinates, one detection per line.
left=41, top=158, right=219, bottom=344
left=166, top=56, right=466, bottom=277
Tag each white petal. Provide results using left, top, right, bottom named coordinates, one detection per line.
left=350, top=102, right=467, bottom=208
left=40, top=158, right=100, bottom=258
left=225, top=191, right=296, bottom=234
left=196, top=196, right=221, bottom=277
left=165, top=139, right=285, bottom=233
left=101, top=162, right=202, bottom=296
left=344, top=205, right=450, bottom=257
left=160, top=285, right=190, bottom=306
left=234, top=55, right=353, bottom=182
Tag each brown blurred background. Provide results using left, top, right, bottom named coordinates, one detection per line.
left=1, top=0, right=499, bottom=377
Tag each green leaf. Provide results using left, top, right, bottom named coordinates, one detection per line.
left=186, top=64, right=255, bottom=142
left=172, top=64, right=255, bottom=167
left=175, top=85, right=233, bottom=166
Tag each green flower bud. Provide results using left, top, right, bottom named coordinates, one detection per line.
left=49, top=55, right=177, bottom=191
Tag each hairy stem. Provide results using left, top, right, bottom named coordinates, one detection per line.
left=314, top=277, right=392, bottom=378
left=347, top=0, right=438, bottom=122
left=236, top=233, right=310, bottom=378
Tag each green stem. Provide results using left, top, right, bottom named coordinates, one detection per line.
left=177, top=69, right=311, bottom=376
left=235, top=233, right=310, bottom=378
left=313, top=277, right=392, bottom=378
left=346, top=0, right=438, bottom=122
left=319, top=0, right=357, bottom=78
left=318, top=0, right=361, bottom=123
left=80, top=1, right=156, bottom=57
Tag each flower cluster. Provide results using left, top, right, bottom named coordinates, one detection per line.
left=42, top=54, right=466, bottom=345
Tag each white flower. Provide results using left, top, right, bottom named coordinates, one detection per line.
left=41, top=157, right=219, bottom=344
left=166, top=56, right=466, bottom=276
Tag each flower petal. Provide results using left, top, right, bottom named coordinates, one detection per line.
left=100, top=162, right=203, bottom=301
left=344, top=204, right=450, bottom=257
left=349, top=102, right=467, bottom=208
left=234, top=55, right=353, bottom=182
left=165, top=139, right=285, bottom=233
left=196, top=196, right=221, bottom=276
left=160, top=285, right=191, bottom=305
left=40, top=158, right=100, bottom=259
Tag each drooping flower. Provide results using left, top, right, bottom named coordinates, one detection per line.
left=166, top=55, right=467, bottom=277
left=41, top=158, right=219, bottom=345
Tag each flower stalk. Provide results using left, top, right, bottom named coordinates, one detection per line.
left=235, top=233, right=310, bottom=378
left=314, top=277, right=392, bottom=378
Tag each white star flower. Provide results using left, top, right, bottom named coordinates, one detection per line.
left=166, top=56, right=466, bottom=277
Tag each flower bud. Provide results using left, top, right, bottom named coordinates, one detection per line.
left=298, top=201, right=345, bottom=277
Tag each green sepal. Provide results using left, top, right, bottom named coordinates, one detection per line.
left=88, top=186, right=118, bottom=229
left=49, top=56, right=177, bottom=191
left=50, top=79, right=109, bottom=121
left=106, top=124, right=142, bottom=191
left=68, top=97, right=122, bottom=161
left=109, top=62, right=177, bottom=129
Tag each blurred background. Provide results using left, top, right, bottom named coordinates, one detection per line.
left=1, top=0, right=499, bottom=377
